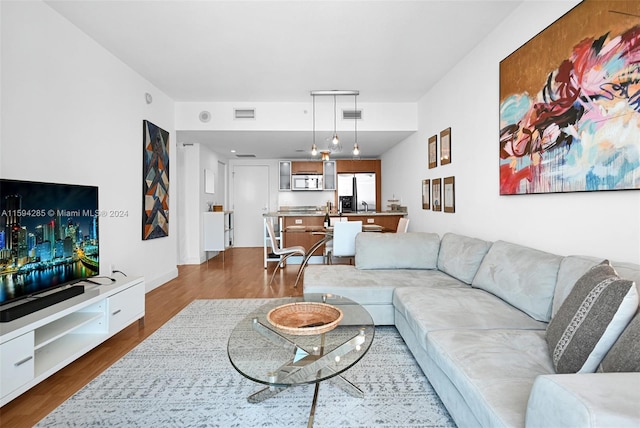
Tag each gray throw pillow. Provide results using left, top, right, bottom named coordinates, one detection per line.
left=598, top=311, right=640, bottom=372
left=546, top=260, right=638, bottom=374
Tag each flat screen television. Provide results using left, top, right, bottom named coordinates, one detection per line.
left=0, top=179, right=99, bottom=311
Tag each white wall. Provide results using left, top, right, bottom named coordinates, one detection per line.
left=1, top=1, right=178, bottom=290
left=382, top=0, right=640, bottom=264
left=176, top=143, right=227, bottom=264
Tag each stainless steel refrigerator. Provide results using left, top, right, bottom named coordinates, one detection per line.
left=337, top=173, right=376, bottom=212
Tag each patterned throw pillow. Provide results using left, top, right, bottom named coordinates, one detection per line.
left=598, top=311, right=640, bottom=372
left=546, top=260, right=638, bottom=374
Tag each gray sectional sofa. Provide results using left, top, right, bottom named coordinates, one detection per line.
left=303, top=232, right=640, bottom=428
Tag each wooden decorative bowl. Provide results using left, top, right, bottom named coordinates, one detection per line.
left=267, top=302, right=343, bottom=336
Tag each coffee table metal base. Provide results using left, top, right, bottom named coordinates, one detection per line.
left=248, top=318, right=366, bottom=426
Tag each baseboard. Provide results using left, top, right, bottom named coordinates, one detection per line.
left=145, top=267, right=179, bottom=293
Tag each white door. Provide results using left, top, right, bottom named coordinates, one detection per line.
left=232, top=165, right=269, bottom=247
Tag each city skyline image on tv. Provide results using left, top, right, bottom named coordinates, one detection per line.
left=0, top=179, right=99, bottom=306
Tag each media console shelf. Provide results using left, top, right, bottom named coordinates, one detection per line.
left=0, top=276, right=145, bottom=406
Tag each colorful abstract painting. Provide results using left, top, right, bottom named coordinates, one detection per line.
left=142, top=120, right=170, bottom=240
left=499, top=0, right=640, bottom=195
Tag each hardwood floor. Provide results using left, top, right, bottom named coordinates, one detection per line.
left=0, top=248, right=303, bottom=428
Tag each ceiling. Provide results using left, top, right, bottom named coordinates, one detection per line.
left=45, top=0, right=523, bottom=159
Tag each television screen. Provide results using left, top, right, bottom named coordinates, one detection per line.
left=0, top=179, right=99, bottom=306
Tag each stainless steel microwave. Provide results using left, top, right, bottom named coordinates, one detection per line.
left=292, top=174, right=323, bottom=191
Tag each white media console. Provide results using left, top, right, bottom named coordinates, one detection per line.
left=0, top=276, right=145, bottom=406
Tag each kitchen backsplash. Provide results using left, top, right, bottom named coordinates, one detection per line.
left=277, top=190, right=335, bottom=210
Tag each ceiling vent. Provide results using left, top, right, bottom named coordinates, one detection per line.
left=234, top=108, right=256, bottom=119
left=235, top=154, right=256, bottom=158
left=342, top=109, right=363, bottom=120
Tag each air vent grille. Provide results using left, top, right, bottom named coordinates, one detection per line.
left=235, top=154, right=256, bottom=158
left=234, top=108, right=256, bottom=119
left=342, top=109, right=363, bottom=120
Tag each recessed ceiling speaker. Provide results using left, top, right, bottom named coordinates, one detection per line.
left=199, top=111, right=211, bottom=123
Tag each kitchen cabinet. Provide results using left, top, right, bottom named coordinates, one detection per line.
left=336, top=159, right=381, bottom=174
left=291, top=161, right=323, bottom=174
left=345, top=214, right=405, bottom=231
left=203, top=211, right=234, bottom=260
left=280, top=160, right=335, bottom=192
left=323, top=160, right=336, bottom=190
left=282, top=216, right=325, bottom=257
left=279, top=161, right=291, bottom=191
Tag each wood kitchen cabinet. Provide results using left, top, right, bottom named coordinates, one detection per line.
left=336, top=159, right=381, bottom=174
left=291, top=161, right=323, bottom=174
left=282, top=216, right=325, bottom=256
left=346, top=214, right=405, bottom=231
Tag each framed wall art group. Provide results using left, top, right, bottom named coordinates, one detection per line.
left=428, top=128, right=452, bottom=169
left=499, top=0, right=640, bottom=195
left=424, top=127, right=455, bottom=213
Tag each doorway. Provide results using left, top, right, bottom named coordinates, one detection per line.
left=232, top=165, right=270, bottom=247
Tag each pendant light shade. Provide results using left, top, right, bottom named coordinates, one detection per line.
left=329, top=95, right=342, bottom=153
left=310, top=90, right=360, bottom=159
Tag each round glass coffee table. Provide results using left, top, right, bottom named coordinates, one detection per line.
left=228, top=293, right=374, bottom=426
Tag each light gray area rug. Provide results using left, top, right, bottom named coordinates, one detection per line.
left=37, top=299, right=455, bottom=427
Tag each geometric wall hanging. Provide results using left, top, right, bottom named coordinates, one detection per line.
left=142, top=120, right=170, bottom=240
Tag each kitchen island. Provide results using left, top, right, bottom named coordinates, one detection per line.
left=263, top=210, right=407, bottom=267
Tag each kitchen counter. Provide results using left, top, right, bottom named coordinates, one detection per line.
left=265, top=211, right=407, bottom=256
left=263, top=211, right=406, bottom=217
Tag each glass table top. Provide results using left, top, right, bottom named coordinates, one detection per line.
left=227, top=293, right=375, bottom=387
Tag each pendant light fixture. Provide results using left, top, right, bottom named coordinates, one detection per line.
left=310, top=90, right=360, bottom=159
left=329, top=95, right=342, bottom=153
left=311, top=94, right=318, bottom=156
left=352, top=92, right=360, bottom=156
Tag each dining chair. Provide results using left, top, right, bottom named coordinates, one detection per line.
left=265, top=219, right=306, bottom=285
left=327, top=221, right=362, bottom=265
left=323, top=216, right=347, bottom=263
left=397, top=217, right=410, bottom=233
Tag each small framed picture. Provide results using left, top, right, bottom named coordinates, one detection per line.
left=432, top=178, right=442, bottom=211
left=428, top=135, right=437, bottom=169
left=422, top=179, right=430, bottom=210
left=440, top=127, right=451, bottom=165
left=444, top=176, right=455, bottom=213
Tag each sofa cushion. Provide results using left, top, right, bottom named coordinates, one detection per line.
left=303, top=264, right=463, bottom=306
left=427, top=329, right=554, bottom=428
left=546, top=260, right=638, bottom=374
left=598, top=311, right=640, bottom=372
left=393, top=287, right=548, bottom=351
left=355, top=232, right=440, bottom=270
left=472, top=240, right=562, bottom=322
left=554, top=256, right=640, bottom=317
left=436, top=233, right=492, bottom=284
left=526, top=373, right=640, bottom=428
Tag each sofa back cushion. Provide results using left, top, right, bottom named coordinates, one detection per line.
left=472, top=240, right=562, bottom=322
left=437, top=233, right=493, bottom=284
left=598, top=310, right=640, bottom=372
left=355, top=232, right=440, bottom=270
left=554, top=256, right=640, bottom=317
left=546, top=260, right=638, bottom=373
